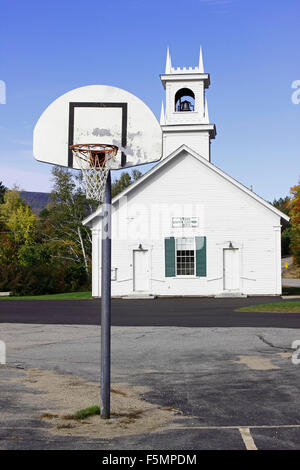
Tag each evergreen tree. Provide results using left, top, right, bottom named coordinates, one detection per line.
left=0, top=181, right=6, bottom=204
left=112, top=169, right=143, bottom=198
left=273, top=196, right=291, bottom=255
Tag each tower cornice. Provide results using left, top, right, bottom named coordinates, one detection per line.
left=160, top=73, right=210, bottom=89
left=161, top=123, right=216, bottom=139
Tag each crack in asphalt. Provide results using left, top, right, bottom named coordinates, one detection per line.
left=5, top=336, right=100, bottom=352
left=257, top=335, right=293, bottom=352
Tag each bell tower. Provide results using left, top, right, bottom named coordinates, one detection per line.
left=160, top=47, right=216, bottom=161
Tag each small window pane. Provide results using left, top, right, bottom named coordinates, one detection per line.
left=176, top=238, right=195, bottom=276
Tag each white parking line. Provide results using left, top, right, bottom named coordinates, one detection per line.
left=239, top=427, right=257, bottom=450
left=168, top=424, right=300, bottom=430
left=166, top=423, right=300, bottom=450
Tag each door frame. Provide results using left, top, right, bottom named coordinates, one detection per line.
left=217, top=241, right=242, bottom=293
left=129, top=243, right=153, bottom=293
left=133, top=249, right=149, bottom=292
left=223, top=247, right=240, bottom=291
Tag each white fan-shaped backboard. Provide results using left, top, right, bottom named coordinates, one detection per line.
left=33, top=85, right=162, bottom=170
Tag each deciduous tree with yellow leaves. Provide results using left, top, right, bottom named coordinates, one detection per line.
left=290, top=181, right=300, bottom=266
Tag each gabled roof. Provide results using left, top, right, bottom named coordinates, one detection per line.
left=83, top=145, right=290, bottom=226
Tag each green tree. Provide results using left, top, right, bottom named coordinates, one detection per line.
left=273, top=196, right=291, bottom=216
left=131, top=169, right=142, bottom=182
left=0, top=181, right=6, bottom=204
left=0, top=183, right=92, bottom=296
left=0, top=186, right=24, bottom=219
left=0, top=187, right=37, bottom=247
left=0, top=187, right=42, bottom=293
left=112, top=172, right=132, bottom=198
left=42, top=167, right=97, bottom=276
left=112, top=169, right=143, bottom=198
left=273, top=196, right=291, bottom=255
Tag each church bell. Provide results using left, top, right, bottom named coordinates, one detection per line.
left=180, top=100, right=192, bottom=112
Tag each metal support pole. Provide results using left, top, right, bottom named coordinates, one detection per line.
left=100, top=171, right=111, bottom=419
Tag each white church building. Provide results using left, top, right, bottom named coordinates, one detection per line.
left=83, top=49, right=289, bottom=298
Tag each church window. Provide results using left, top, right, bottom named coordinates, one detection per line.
left=164, top=236, right=206, bottom=277
left=176, top=238, right=195, bottom=275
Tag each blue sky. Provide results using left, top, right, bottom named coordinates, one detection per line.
left=0, top=0, right=299, bottom=201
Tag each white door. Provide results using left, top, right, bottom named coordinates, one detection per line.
left=133, top=250, right=149, bottom=292
left=223, top=248, right=239, bottom=291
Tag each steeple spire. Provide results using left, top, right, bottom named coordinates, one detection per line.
left=199, top=46, right=204, bottom=73
left=165, top=47, right=172, bottom=74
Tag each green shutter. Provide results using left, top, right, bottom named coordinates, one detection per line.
left=165, top=237, right=175, bottom=277
left=196, top=236, right=207, bottom=277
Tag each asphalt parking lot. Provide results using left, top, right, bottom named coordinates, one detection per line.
left=1, top=296, right=300, bottom=328
left=1, top=304, right=300, bottom=450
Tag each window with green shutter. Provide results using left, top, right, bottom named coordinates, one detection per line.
left=195, top=236, right=207, bottom=277
left=165, top=236, right=206, bottom=277
left=165, top=237, right=175, bottom=277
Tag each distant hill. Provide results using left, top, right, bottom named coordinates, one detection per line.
left=20, top=191, right=51, bottom=215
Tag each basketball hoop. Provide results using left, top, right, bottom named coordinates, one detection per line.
left=70, top=144, right=118, bottom=202
left=34, top=85, right=162, bottom=420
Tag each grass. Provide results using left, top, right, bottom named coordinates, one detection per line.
left=0, top=291, right=92, bottom=300
left=41, top=404, right=145, bottom=425
left=237, top=301, right=300, bottom=313
left=64, top=405, right=100, bottom=420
